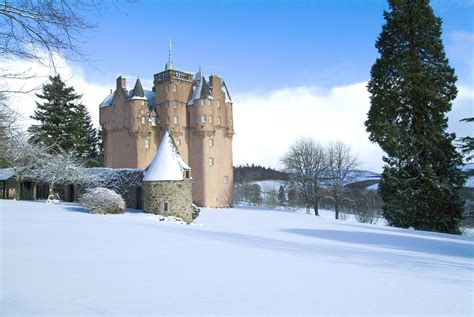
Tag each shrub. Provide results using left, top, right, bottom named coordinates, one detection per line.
left=79, top=187, right=126, bottom=214
left=192, top=203, right=200, bottom=221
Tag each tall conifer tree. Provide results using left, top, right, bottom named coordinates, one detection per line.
left=29, top=74, right=98, bottom=165
left=365, top=0, right=465, bottom=234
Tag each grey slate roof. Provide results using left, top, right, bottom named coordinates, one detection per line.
left=99, top=87, right=156, bottom=109
left=0, top=168, right=14, bottom=181
left=131, top=78, right=145, bottom=98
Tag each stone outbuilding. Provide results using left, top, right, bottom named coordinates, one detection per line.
left=143, top=130, right=193, bottom=223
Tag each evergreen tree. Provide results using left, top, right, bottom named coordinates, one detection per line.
left=278, top=185, right=286, bottom=206
left=365, top=0, right=465, bottom=234
left=29, top=74, right=79, bottom=152
left=29, top=74, right=99, bottom=165
left=458, top=117, right=473, bottom=162
left=73, top=103, right=99, bottom=166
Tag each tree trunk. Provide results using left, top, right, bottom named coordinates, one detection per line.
left=335, top=201, right=339, bottom=220
left=313, top=196, right=319, bottom=216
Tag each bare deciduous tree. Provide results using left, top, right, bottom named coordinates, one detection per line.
left=326, top=141, right=358, bottom=220
left=282, top=137, right=328, bottom=216
left=0, top=0, right=101, bottom=66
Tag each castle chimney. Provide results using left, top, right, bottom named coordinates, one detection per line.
left=116, top=76, right=126, bottom=90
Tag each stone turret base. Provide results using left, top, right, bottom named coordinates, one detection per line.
left=143, top=180, right=192, bottom=223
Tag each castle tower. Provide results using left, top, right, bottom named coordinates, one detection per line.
left=99, top=45, right=234, bottom=208
left=143, top=130, right=193, bottom=223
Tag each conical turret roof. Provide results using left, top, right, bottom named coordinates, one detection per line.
left=131, top=78, right=146, bottom=99
left=144, top=130, right=190, bottom=182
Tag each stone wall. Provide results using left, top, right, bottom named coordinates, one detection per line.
left=143, top=179, right=192, bottom=223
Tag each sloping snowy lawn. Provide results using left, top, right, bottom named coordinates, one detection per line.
left=1, top=200, right=473, bottom=316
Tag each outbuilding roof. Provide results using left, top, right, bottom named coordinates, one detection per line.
left=143, top=130, right=190, bottom=182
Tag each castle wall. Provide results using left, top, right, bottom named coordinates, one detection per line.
left=143, top=179, right=193, bottom=223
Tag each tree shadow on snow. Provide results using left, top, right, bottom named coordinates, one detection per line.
left=282, top=228, right=474, bottom=259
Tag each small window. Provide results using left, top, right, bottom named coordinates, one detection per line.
left=114, top=143, right=119, bottom=151
left=218, top=100, right=221, bottom=108
left=172, top=84, right=177, bottom=92
left=208, top=157, right=214, bottom=166
left=124, top=118, right=128, bottom=127
left=195, top=116, right=199, bottom=125
left=166, top=116, right=170, bottom=124
left=112, top=120, right=116, bottom=128
left=185, top=170, right=190, bottom=179
left=172, top=101, right=177, bottom=108
left=205, top=99, right=210, bottom=106
left=200, top=100, right=204, bottom=106
left=130, top=117, right=134, bottom=124
left=201, top=115, right=207, bottom=123
left=163, top=202, right=169, bottom=213
left=165, top=85, right=169, bottom=92
left=113, top=105, right=116, bottom=112
left=176, top=139, right=181, bottom=146
left=218, top=116, right=222, bottom=125
left=174, top=116, right=178, bottom=124
left=141, top=101, right=145, bottom=106
left=145, top=139, right=150, bottom=149
left=224, top=176, right=228, bottom=183
left=209, top=115, right=213, bottom=123
left=141, top=117, right=145, bottom=125
left=209, top=138, right=214, bottom=147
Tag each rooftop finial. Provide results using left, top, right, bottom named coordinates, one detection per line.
left=168, top=38, right=172, bottom=64
left=165, top=39, right=175, bottom=71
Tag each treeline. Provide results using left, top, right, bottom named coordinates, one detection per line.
left=233, top=164, right=288, bottom=183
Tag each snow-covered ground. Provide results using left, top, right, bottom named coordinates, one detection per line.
left=1, top=200, right=473, bottom=316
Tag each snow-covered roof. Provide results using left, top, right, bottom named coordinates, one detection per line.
left=144, top=130, right=190, bottom=182
left=99, top=87, right=156, bottom=109
left=187, top=75, right=204, bottom=105
left=0, top=168, right=14, bottom=181
left=222, top=81, right=232, bottom=103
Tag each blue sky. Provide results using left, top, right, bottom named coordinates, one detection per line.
left=82, top=0, right=473, bottom=92
left=7, top=0, right=473, bottom=171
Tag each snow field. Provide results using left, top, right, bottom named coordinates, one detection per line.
left=1, top=200, right=473, bottom=315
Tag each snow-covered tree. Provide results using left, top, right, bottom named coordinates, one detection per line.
left=365, top=0, right=465, bottom=233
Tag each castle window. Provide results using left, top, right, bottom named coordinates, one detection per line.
left=166, top=116, right=170, bottom=124
left=141, top=117, right=145, bottom=125
left=145, top=139, right=150, bottom=149
left=176, top=139, right=181, bottom=146
left=163, top=202, right=169, bottom=213
left=218, top=116, right=222, bottom=125
left=185, top=170, right=190, bottom=179
left=200, top=100, right=204, bottom=106
left=171, top=101, right=177, bottom=108
left=201, top=115, right=207, bottom=123
left=174, top=116, right=178, bottom=124
left=205, top=99, right=210, bottom=106
left=218, top=100, right=221, bottom=108
left=224, top=176, right=228, bottom=184
left=141, top=101, right=145, bottom=106
left=113, top=143, right=119, bottom=151
left=209, top=138, right=214, bottom=147
left=195, top=116, right=199, bottom=125
left=172, top=84, right=177, bottom=92
left=113, top=105, right=116, bottom=112
left=209, top=115, right=213, bottom=123
left=112, top=120, right=116, bottom=128
left=130, top=117, right=134, bottom=124
left=208, top=157, right=214, bottom=166
left=124, top=118, right=128, bottom=127
left=165, top=85, right=169, bottom=92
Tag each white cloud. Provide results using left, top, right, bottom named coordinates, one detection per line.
left=3, top=54, right=472, bottom=173
left=233, top=83, right=473, bottom=172
left=1, top=53, right=110, bottom=130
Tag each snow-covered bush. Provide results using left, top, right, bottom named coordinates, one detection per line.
left=79, top=187, right=125, bottom=214
left=192, top=203, right=200, bottom=221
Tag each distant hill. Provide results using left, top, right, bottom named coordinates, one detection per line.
left=233, top=165, right=288, bottom=183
